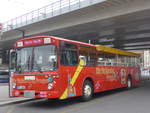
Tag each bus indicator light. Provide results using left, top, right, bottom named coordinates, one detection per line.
left=48, top=83, right=53, bottom=90
left=48, top=77, right=53, bottom=83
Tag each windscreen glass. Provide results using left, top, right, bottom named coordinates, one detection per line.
left=16, top=45, right=57, bottom=72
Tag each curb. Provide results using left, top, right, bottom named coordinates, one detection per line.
left=0, top=98, right=35, bottom=106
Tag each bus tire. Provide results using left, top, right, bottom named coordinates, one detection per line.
left=127, top=77, right=132, bottom=89
left=81, top=79, right=93, bottom=101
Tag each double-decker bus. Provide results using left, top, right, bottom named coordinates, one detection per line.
left=9, top=36, right=141, bottom=101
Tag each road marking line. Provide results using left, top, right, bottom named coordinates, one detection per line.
left=6, top=106, right=16, bottom=113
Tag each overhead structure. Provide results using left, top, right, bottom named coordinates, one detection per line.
left=0, top=0, right=150, bottom=64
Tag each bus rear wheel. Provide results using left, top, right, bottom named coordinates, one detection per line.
left=81, top=80, right=93, bottom=101
left=127, top=77, right=132, bottom=89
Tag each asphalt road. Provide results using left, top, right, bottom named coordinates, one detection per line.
left=0, top=81, right=150, bottom=113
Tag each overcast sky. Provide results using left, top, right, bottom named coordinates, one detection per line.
left=0, top=0, right=56, bottom=23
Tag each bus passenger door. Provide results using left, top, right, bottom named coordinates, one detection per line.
left=59, top=41, right=79, bottom=99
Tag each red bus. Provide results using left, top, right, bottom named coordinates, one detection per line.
left=9, top=36, right=141, bottom=101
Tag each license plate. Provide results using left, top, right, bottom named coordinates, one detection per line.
left=24, top=90, right=35, bottom=98
left=24, top=76, right=35, bottom=80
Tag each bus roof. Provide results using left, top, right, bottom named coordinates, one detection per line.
left=17, top=36, right=95, bottom=47
left=96, top=45, right=140, bottom=57
left=51, top=36, right=96, bottom=47
left=16, top=36, right=140, bottom=57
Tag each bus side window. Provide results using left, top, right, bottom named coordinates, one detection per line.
left=60, top=41, right=78, bottom=66
left=97, top=53, right=116, bottom=66
left=79, top=45, right=96, bottom=67
left=118, top=55, right=126, bottom=66
left=97, top=53, right=105, bottom=66
left=105, top=54, right=116, bottom=66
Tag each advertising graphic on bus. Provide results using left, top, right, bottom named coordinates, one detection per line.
left=9, top=36, right=141, bottom=101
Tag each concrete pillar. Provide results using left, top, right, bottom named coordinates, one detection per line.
left=1, top=50, right=9, bottom=65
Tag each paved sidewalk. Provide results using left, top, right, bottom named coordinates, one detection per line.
left=0, top=83, right=33, bottom=106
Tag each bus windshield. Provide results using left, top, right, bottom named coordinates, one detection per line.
left=16, top=45, right=57, bottom=73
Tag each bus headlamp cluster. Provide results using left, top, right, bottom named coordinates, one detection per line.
left=48, top=83, right=53, bottom=90
left=48, top=77, right=53, bottom=83
left=48, top=77, right=54, bottom=90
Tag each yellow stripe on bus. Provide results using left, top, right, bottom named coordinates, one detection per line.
left=60, top=59, right=85, bottom=100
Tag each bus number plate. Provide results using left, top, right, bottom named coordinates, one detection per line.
left=24, top=90, right=35, bottom=98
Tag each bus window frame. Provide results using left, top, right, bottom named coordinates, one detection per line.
left=97, top=51, right=140, bottom=67
left=16, top=44, right=59, bottom=72
left=79, top=45, right=97, bottom=67
left=60, top=41, right=79, bottom=66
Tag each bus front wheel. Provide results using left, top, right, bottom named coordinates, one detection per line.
left=81, top=80, right=93, bottom=101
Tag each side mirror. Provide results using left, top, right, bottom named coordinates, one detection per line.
left=9, top=49, right=16, bottom=73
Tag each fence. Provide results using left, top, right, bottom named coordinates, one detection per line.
left=2, top=0, right=106, bottom=32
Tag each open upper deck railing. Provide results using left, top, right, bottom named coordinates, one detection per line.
left=1, top=0, right=106, bottom=32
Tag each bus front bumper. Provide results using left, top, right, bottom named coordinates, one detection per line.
left=12, top=90, right=60, bottom=99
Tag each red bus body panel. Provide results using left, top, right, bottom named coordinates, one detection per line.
left=11, top=36, right=140, bottom=99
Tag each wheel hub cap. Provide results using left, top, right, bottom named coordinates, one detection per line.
left=84, top=85, right=91, bottom=97
left=128, top=79, right=131, bottom=88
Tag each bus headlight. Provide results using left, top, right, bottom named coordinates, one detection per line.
left=48, top=77, right=53, bottom=83
left=48, top=83, right=53, bottom=90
